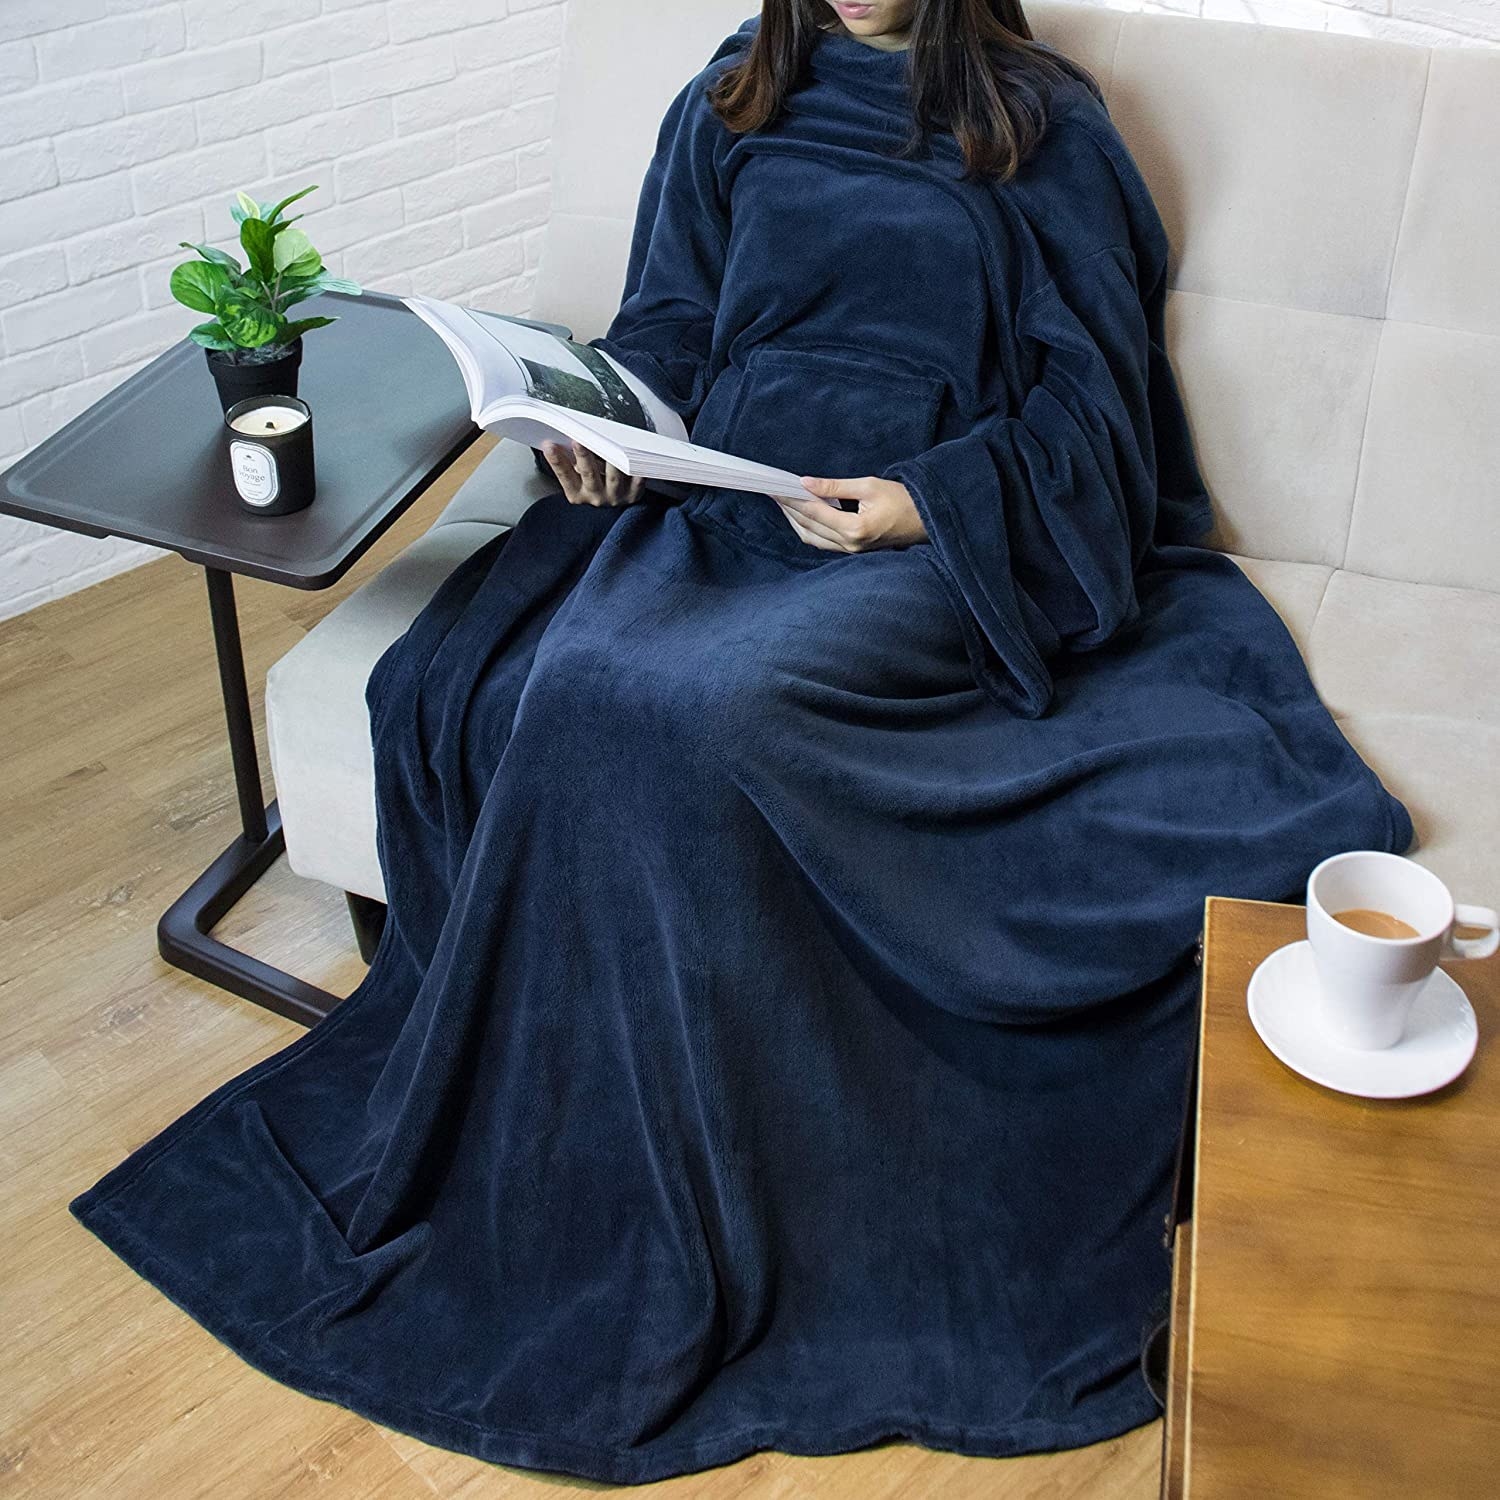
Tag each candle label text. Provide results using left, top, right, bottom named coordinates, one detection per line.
left=230, top=441, right=280, bottom=505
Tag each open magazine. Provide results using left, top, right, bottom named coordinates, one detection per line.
left=404, top=295, right=810, bottom=502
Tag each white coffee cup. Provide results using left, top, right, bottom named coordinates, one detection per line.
left=1305, top=851, right=1498, bottom=1050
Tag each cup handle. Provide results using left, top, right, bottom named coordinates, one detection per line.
left=1446, top=904, right=1500, bottom=960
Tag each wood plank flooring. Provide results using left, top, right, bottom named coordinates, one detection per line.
left=0, top=438, right=1159, bottom=1498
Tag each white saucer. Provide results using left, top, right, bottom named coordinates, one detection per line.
left=1246, top=940, right=1478, bottom=1099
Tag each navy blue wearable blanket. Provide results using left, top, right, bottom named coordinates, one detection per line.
left=72, top=16, right=1413, bottom=1485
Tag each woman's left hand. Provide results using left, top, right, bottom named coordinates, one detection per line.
left=776, top=475, right=928, bottom=552
left=541, top=439, right=645, bottom=508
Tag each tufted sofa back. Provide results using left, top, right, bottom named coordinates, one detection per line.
left=533, top=1, right=1500, bottom=594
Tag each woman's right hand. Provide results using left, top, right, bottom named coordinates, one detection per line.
left=541, top=440, right=645, bottom=508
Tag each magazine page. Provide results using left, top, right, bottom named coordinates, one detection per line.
left=403, top=295, right=515, bottom=419
left=405, top=295, right=687, bottom=441
left=469, top=310, right=688, bottom=443
left=474, top=401, right=808, bottom=502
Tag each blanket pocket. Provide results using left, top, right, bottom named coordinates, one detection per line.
left=723, top=345, right=946, bottom=480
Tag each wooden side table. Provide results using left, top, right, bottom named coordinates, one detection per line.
left=1162, top=896, right=1500, bottom=1497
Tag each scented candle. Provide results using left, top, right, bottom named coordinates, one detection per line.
left=223, top=396, right=316, bottom=515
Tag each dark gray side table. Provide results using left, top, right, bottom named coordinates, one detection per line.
left=0, top=291, right=563, bottom=1027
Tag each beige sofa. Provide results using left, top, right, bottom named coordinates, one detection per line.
left=265, top=0, right=1500, bottom=929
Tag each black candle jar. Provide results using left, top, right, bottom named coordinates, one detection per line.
left=223, top=395, right=316, bottom=515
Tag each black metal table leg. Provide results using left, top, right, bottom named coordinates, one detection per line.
left=155, top=566, right=340, bottom=1026
left=204, top=563, right=267, bottom=846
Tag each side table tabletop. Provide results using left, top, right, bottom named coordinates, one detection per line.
left=1163, top=895, right=1500, bottom=1497
left=0, top=291, right=478, bottom=1026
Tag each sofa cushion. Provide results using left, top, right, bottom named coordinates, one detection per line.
left=1177, top=297, right=1377, bottom=568
left=1233, top=560, right=1500, bottom=901
left=1308, top=570, right=1500, bottom=729
left=1315, top=576, right=1500, bottom=898
left=1388, top=46, right=1500, bottom=340
left=1108, top=17, right=1426, bottom=320
left=433, top=438, right=556, bottom=530
left=1342, top=321, right=1500, bottom=594
left=1223, top=554, right=1332, bottom=654
left=266, top=440, right=557, bottom=901
left=266, top=521, right=504, bottom=903
left=1332, top=714, right=1500, bottom=906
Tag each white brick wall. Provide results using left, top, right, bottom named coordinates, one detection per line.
left=1, top=0, right=1497, bottom=620
left=0, top=0, right=564, bottom=622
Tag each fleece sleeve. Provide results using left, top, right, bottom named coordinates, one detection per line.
left=879, top=241, right=1213, bottom=720
left=584, top=67, right=731, bottom=433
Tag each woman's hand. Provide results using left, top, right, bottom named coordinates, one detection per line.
left=541, top=440, right=645, bottom=508
left=775, top=475, right=929, bottom=552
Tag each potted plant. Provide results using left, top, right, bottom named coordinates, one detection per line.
left=170, top=185, right=361, bottom=412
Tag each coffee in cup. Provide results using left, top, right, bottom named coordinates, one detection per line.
left=1306, top=851, right=1498, bottom=1050
left=1332, top=908, right=1419, bottom=940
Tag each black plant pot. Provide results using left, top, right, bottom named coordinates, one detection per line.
left=205, top=339, right=303, bottom=414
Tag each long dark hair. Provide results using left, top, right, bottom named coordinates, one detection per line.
left=708, top=0, right=1103, bottom=183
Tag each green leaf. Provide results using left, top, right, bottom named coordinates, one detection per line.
left=284, top=249, right=323, bottom=282
left=272, top=227, right=314, bottom=274
left=169, top=260, right=233, bottom=315
left=239, top=215, right=277, bottom=283
left=232, top=190, right=261, bottom=225
left=269, top=263, right=324, bottom=314
left=282, top=315, right=337, bottom=341
left=188, top=321, right=236, bottom=352
left=217, top=297, right=284, bottom=349
left=179, top=240, right=242, bottom=273
left=278, top=284, right=322, bottom=311
left=265, top=184, right=318, bottom=225
left=277, top=271, right=358, bottom=310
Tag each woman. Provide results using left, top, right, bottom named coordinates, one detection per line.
left=73, top=1, right=1412, bottom=1485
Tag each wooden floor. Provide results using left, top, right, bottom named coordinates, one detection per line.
left=0, top=440, right=1161, bottom=1498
